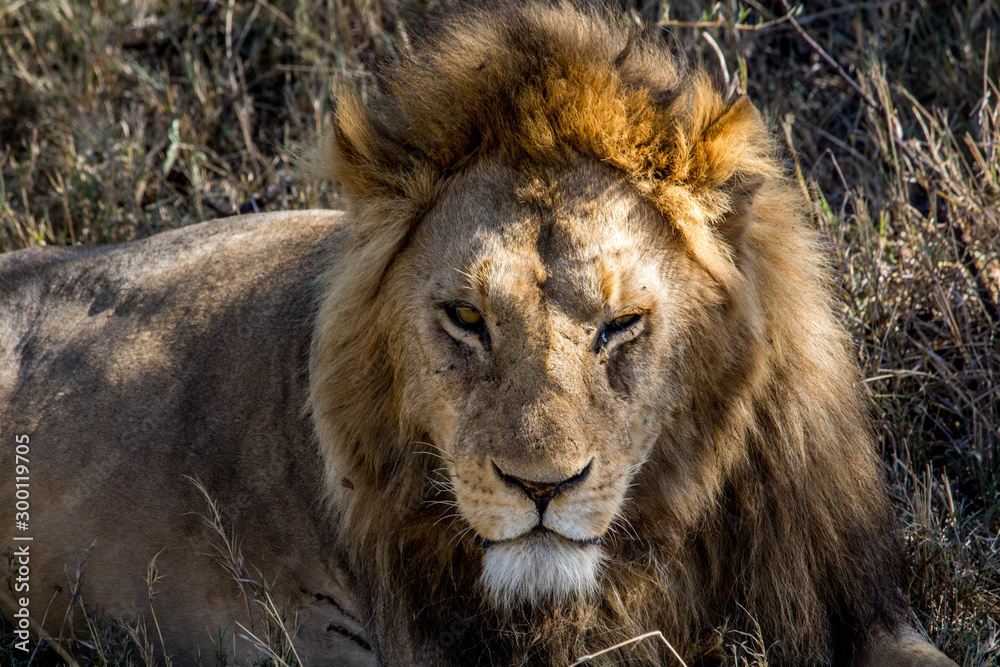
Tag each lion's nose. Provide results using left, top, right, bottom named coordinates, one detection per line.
left=491, top=459, right=592, bottom=516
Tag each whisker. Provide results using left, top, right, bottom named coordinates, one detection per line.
left=423, top=499, right=459, bottom=508
left=426, top=481, right=455, bottom=495
left=433, top=512, right=462, bottom=527
left=425, top=469, right=456, bottom=493
left=450, top=525, right=476, bottom=548
left=609, top=515, right=639, bottom=542
left=454, top=267, right=477, bottom=282
left=411, top=441, right=455, bottom=464
left=626, top=462, right=645, bottom=477
left=414, top=450, right=447, bottom=460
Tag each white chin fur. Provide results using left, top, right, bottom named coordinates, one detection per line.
left=480, top=533, right=603, bottom=606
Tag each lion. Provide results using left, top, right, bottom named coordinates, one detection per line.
left=0, top=2, right=956, bottom=665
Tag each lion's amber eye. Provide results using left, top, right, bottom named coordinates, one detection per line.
left=598, top=312, right=642, bottom=348
left=612, top=313, right=640, bottom=329
left=447, top=305, right=484, bottom=331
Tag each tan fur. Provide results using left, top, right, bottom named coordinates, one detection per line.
left=0, top=212, right=377, bottom=665
left=1, top=2, right=955, bottom=666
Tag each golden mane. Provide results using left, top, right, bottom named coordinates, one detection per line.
left=309, top=2, right=906, bottom=663
left=315, top=1, right=777, bottom=282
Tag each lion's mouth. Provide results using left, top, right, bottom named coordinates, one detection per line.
left=477, top=525, right=602, bottom=549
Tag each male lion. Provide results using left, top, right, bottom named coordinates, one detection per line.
left=1, top=2, right=957, bottom=666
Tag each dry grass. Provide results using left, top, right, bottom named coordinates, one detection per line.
left=2, top=0, right=998, bottom=664
left=1, top=479, right=304, bottom=666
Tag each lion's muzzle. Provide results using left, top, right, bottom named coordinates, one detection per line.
left=491, top=458, right=592, bottom=518
left=453, top=453, right=625, bottom=607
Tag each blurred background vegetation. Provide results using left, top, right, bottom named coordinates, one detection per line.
left=1, top=0, right=998, bottom=664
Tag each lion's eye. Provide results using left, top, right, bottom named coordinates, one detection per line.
left=446, top=305, right=485, bottom=332
left=611, top=313, right=640, bottom=329
left=598, top=312, right=642, bottom=348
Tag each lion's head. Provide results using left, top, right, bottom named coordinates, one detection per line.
left=308, top=2, right=906, bottom=663
left=382, top=157, right=721, bottom=606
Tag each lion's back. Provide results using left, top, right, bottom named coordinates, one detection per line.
left=0, top=210, right=345, bottom=446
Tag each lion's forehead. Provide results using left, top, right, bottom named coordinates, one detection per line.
left=427, top=174, right=670, bottom=320
left=461, top=233, right=665, bottom=333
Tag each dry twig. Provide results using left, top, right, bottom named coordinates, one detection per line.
left=568, top=630, right=689, bottom=666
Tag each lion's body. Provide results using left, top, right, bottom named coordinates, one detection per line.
left=1, top=2, right=956, bottom=666
left=0, top=212, right=374, bottom=665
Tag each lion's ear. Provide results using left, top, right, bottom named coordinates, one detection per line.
left=308, top=81, right=435, bottom=235
left=643, top=88, right=776, bottom=278
left=688, top=95, right=770, bottom=187
left=326, top=85, right=384, bottom=198
left=321, top=84, right=408, bottom=199
left=688, top=93, right=773, bottom=250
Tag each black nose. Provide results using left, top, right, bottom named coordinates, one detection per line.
left=492, top=460, right=592, bottom=516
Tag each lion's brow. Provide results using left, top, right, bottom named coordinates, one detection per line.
left=453, top=255, right=497, bottom=298
left=597, top=259, right=619, bottom=305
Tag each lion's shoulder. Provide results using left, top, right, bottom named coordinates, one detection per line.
left=0, top=210, right=347, bottom=434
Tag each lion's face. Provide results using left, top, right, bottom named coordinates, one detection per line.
left=384, top=157, right=717, bottom=606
